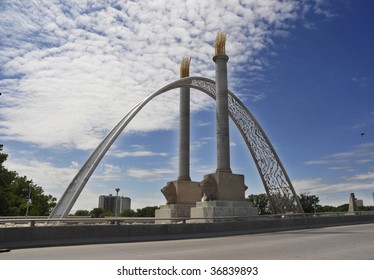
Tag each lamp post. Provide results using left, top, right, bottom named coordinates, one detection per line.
left=115, top=188, right=120, bottom=217
left=25, top=186, right=32, bottom=218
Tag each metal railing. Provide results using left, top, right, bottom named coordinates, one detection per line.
left=1, top=211, right=374, bottom=228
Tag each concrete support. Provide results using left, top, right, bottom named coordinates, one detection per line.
left=155, top=204, right=195, bottom=224
left=178, top=56, right=191, bottom=180
left=348, top=193, right=357, bottom=213
left=213, top=53, right=231, bottom=172
left=190, top=200, right=258, bottom=223
left=178, top=86, right=191, bottom=180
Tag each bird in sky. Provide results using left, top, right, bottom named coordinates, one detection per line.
left=360, top=132, right=374, bottom=137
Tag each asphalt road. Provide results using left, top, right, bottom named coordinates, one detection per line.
left=1, top=223, right=373, bottom=260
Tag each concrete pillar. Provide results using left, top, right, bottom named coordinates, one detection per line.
left=213, top=32, right=231, bottom=172
left=178, top=57, right=191, bottom=180
left=348, top=193, right=356, bottom=213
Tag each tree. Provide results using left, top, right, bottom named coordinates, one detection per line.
left=0, top=145, right=56, bottom=216
left=319, top=205, right=337, bottom=212
left=89, top=208, right=105, bottom=218
left=357, top=205, right=374, bottom=211
left=120, top=206, right=159, bottom=217
left=336, top=204, right=349, bottom=212
left=246, top=194, right=273, bottom=215
left=120, top=209, right=136, bottom=217
left=73, top=210, right=90, bottom=216
left=134, top=206, right=159, bottom=217
left=298, top=193, right=321, bottom=213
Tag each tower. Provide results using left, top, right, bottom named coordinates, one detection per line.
left=178, top=56, right=192, bottom=181
left=214, top=32, right=231, bottom=173
left=155, top=57, right=202, bottom=223
left=190, top=32, right=258, bottom=221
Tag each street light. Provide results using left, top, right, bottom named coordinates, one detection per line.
left=25, top=186, right=32, bottom=218
left=115, top=188, right=120, bottom=217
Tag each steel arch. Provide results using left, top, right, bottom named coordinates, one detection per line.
left=49, top=76, right=303, bottom=219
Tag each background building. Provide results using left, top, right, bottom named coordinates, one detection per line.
left=98, top=194, right=131, bottom=215
left=356, top=199, right=364, bottom=207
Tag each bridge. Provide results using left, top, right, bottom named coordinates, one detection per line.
left=1, top=212, right=374, bottom=251
left=1, top=221, right=374, bottom=259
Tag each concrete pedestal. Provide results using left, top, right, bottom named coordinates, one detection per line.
left=200, top=171, right=247, bottom=201
left=160, top=180, right=201, bottom=204
left=155, top=204, right=195, bottom=224
left=190, top=200, right=258, bottom=223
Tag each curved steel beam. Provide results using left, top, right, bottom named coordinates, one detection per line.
left=49, top=76, right=302, bottom=219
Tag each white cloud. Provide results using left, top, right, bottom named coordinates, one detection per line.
left=0, top=0, right=322, bottom=151
left=347, top=172, right=374, bottom=181
left=294, top=177, right=374, bottom=196
left=93, top=164, right=122, bottom=181
left=126, top=167, right=175, bottom=180
left=297, top=142, right=374, bottom=205
left=3, top=158, right=78, bottom=197
left=191, top=137, right=213, bottom=150
left=304, top=160, right=330, bottom=165
left=108, top=150, right=168, bottom=158
left=304, top=142, right=374, bottom=168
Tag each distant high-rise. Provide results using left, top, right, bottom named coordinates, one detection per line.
left=98, top=194, right=131, bottom=215
left=356, top=199, right=363, bottom=207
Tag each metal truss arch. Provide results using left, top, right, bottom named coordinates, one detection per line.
left=49, top=76, right=302, bottom=219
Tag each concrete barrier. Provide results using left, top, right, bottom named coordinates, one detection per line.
left=1, top=214, right=374, bottom=249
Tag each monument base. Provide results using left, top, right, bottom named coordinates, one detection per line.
left=155, top=204, right=195, bottom=224
left=160, top=180, right=201, bottom=204
left=200, top=171, right=248, bottom=201
left=190, top=200, right=258, bottom=223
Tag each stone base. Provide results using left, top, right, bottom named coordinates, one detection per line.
left=161, top=180, right=201, bottom=204
left=190, top=200, right=258, bottom=223
left=155, top=204, right=195, bottom=224
left=200, top=171, right=247, bottom=201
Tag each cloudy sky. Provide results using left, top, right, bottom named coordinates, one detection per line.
left=1, top=0, right=373, bottom=212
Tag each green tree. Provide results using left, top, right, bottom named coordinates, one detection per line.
left=357, top=205, right=374, bottom=211
left=89, top=207, right=114, bottom=217
left=120, top=209, right=136, bottom=217
left=73, top=209, right=90, bottom=216
left=90, top=208, right=105, bottom=218
left=319, top=205, right=337, bottom=212
left=120, top=206, right=160, bottom=217
left=298, top=193, right=321, bottom=213
left=0, top=145, right=56, bottom=216
left=246, top=194, right=273, bottom=215
left=134, top=206, right=159, bottom=217
left=336, top=204, right=349, bottom=212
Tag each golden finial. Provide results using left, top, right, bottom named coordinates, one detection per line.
left=180, top=56, right=191, bottom=78
left=214, top=31, right=227, bottom=55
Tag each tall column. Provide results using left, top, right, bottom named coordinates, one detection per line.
left=178, top=56, right=191, bottom=180
left=213, top=32, right=231, bottom=172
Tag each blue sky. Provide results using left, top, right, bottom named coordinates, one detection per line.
left=1, top=0, right=373, bottom=212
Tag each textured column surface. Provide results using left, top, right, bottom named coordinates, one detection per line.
left=214, top=53, right=231, bottom=172
left=179, top=86, right=191, bottom=180
left=178, top=57, right=191, bottom=180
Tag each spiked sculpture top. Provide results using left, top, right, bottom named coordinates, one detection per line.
left=214, top=31, right=227, bottom=55
left=180, top=56, right=191, bottom=78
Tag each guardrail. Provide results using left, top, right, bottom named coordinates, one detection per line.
left=1, top=211, right=374, bottom=227
left=0, top=217, right=157, bottom=227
